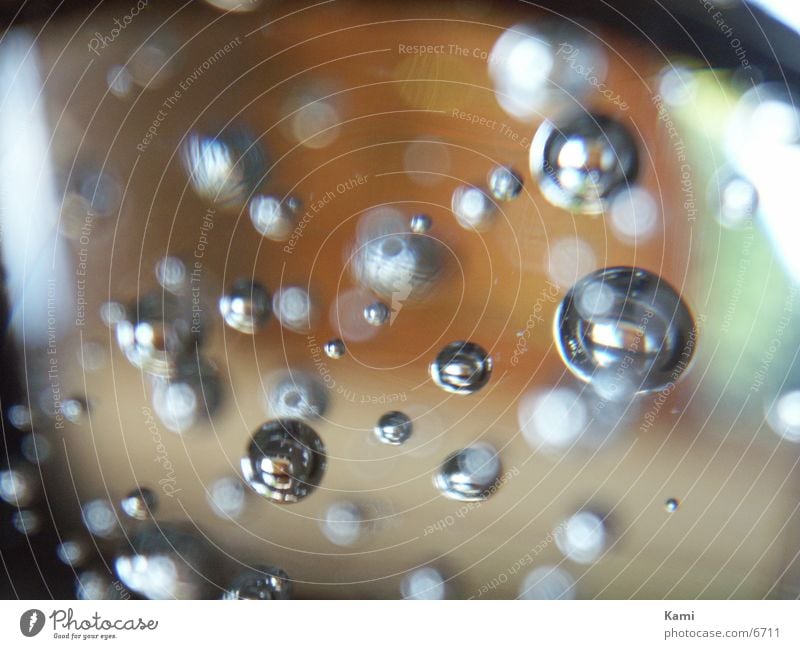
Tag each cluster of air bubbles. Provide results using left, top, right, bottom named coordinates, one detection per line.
left=323, top=338, right=346, bottom=359
left=241, top=419, right=326, bottom=503
left=151, top=359, right=222, bottom=433
left=219, top=279, right=272, bottom=334
left=434, top=442, right=501, bottom=502
left=155, top=256, right=187, bottom=294
left=609, top=186, right=659, bottom=244
left=374, top=411, right=413, bottom=445
left=81, top=499, right=117, bottom=538
left=530, top=113, right=638, bottom=214
left=518, top=566, right=576, bottom=600
left=266, top=372, right=328, bottom=420
left=488, top=165, right=523, bottom=201
left=249, top=194, right=300, bottom=241
left=766, top=390, right=800, bottom=443
left=430, top=341, right=492, bottom=395
left=57, top=541, right=85, bottom=567
left=12, top=510, right=41, bottom=536
left=400, top=567, right=447, bottom=600
left=181, top=128, right=266, bottom=210
left=116, top=292, right=205, bottom=378
left=21, top=433, right=51, bottom=465
left=555, top=510, right=608, bottom=564
left=8, top=404, right=32, bottom=430
left=409, top=213, right=432, bottom=233
left=0, top=466, right=36, bottom=507
left=709, top=170, right=758, bottom=230
left=222, top=566, right=292, bottom=600
left=60, top=396, right=88, bottom=424
left=121, top=487, right=158, bottom=520
left=664, top=498, right=680, bottom=513
left=555, top=267, right=696, bottom=397
left=350, top=208, right=445, bottom=304
left=272, top=286, right=315, bottom=333
left=451, top=185, right=496, bottom=231
left=320, top=501, right=366, bottom=546
left=489, top=22, right=608, bottom=120
left=207, top=477, right=246, bottom=520
left=115, top=525, right=215, bottom=599
left=363, top=301, right=390, bottom=327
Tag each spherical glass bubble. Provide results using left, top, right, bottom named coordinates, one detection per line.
left=181, top=127, right=266, bottom=210
left=555, top=267, right=696, bottom=397
left=430, top=341, right=492, bottom=395
left=219, top=279, right=272, bottom=334
left=434, top=442, right=501, bottom=502
left=121, top=487, right=158, bottom=521
left=241, top=419, right=326, bottom=504
left=249, top=194, right=299, bottom=241
left=115, top=291, right=206, bottom=378
left=531, top=113, right=638, bottom=213
left=350, top=210, right=444, bottom=304
left=488, top=165, right=523, bottom=201
left=151, top=358, right=223, bottom=433
left=222, top=566, right=292, bottom=600
left=374, top=411, right=413, bottom=445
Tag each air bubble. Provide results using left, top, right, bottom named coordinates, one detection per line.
left=81, top=499, right=117, bottom=538
left=12, top=510, right=41, bottom=536
left=21, top=433, right=51, bottom=464
left=241, top=419, right=326, bottom=504
left=323, top=339, right=346, bottom=359
left=115, top=525, right=215, bottom=599
left=555, top=267, right=696, bottom=396
left=375, top=411, right=413, bottom=445
left=57, top=541, right=85, bottom=566
left=121, top=487, right=158, bottom=520
left=8, top=404, right=32, bottom=430
left=488, top=166, right=523, bottom=201
left=272, top=286, right=315, bottom=333
left=61, top=397, right=88, bottom=424
left=266, top=372, right=328, bottom=420
left=665, top=498, right=680, bottom=513
left=320, top=501, right=365, bottom=546
left=222, top=566, right=292, bottom=600
left=364, top=301, right=390, bottom=327
left=207, top=477, right=246, bottom=519
left=401, top=567, right=446, bottom=600
left=155, top=256, right=187, bottom=294
left=249, top=194, right=299, bottom=241
left=451, top=185, right=496, bottom=231
left=219, top=279, right=271, bottom=334
left=531, top=113, right=638, bottom=214
left=351, top=211, right=444, bottom=304
left=181, top=128, right=266, bottom=210
left=430, top=341, right=492, bottom=395
left=116, top=292, right=205, bottom=377
left=555, top=510, right=608, bottom=564
left=409, top=213, right=432, bottom=233
left=434, top=442, right=501, bottom=502
left=0, top=467, right=36, bottom=506
left=151, top=358, right=222, bottom=433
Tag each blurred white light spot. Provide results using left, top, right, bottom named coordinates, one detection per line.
left=610, top=186, right=658, bottom=244
left=519, top=565, right=576, bottom=599
left=519, top=387, right=588, bottom=451
left=546, top=237, right=596, bottom=288
left=555, top=510, right=607, bottom=564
